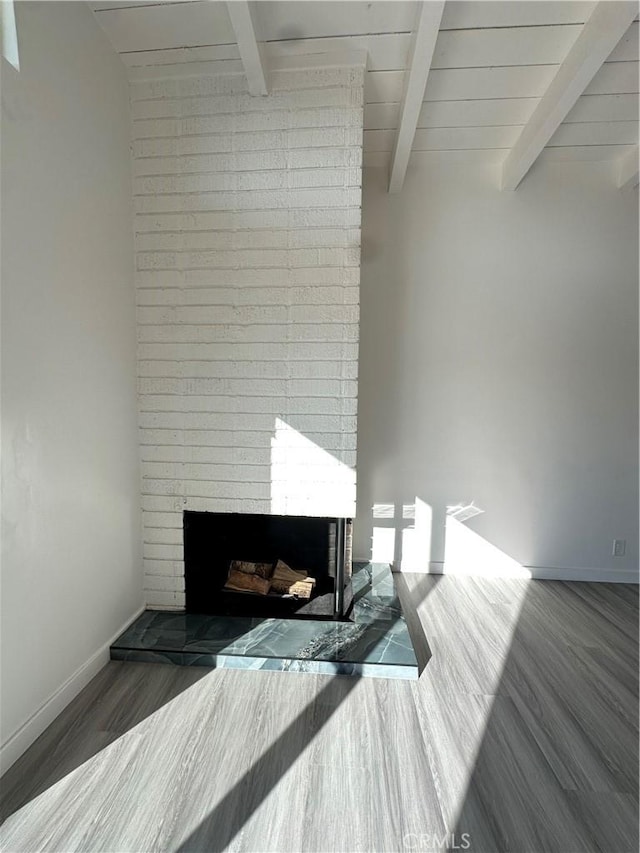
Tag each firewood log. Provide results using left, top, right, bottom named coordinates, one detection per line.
left=289, top=581, right=314, bottom=599
left=229, top=560, right=274, bottom=579
left=224, top=569, right=271, bottom=595
left=270, top=559, right=307, bottom=594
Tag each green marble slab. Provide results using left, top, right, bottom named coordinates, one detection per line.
left=110, top=563, right=419, bottom=680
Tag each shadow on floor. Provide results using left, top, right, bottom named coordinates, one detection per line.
left=4, top=574, right=636, bottom=852
left=175, top=570, right=439, bottom=852
left=175, top=672, right=361, bottom=852
left=0, top=661, right=211, bottom=823
left=0, top=567, right=438, bottom=840
left=449, top=581, right=639, bottom=853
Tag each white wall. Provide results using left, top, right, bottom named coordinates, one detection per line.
left=1, top=1, right=141, bottom=768
left=356, top=161, right=638, bottom=581
left=131, top=66, right=363, bottom=609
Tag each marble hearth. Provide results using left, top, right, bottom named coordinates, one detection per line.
left=111, top=563, right=420, bottom=680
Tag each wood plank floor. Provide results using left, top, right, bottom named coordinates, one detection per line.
left=1, top=575, right=637, bottom=852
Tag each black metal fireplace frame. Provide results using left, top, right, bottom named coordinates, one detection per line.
left=334, top=517, right=347, bottom=618
left=183, top=511, right=352, bottom=621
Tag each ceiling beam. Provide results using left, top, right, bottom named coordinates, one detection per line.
left=388, top=1, right=445, bottom=194
left=617, top=145, right=639, bottom=189
left=226, top=1, right=267, bottom=96
left=501, top=1, right=637, bottom=191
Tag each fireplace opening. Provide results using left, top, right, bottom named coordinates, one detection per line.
left=184, top=511, right=354, bottom=621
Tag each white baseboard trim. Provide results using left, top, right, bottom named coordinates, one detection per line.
left=393, top=561, right=639, bottom=584
left=0, top=603, right=146, bottom=775
left=525, top=565, right=639, bottom=584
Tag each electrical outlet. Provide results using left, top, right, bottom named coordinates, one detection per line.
left=613, top=539, right=626, bottom=557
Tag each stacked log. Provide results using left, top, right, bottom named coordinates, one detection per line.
left=230, top=560, right=274, bottom=579
left=223, top=560, right=274, bottom=594
left=271, top=560, right=316, bottom=598
left=224, top=570, right=272, bottom=595
left=223, top=558, right=316, bottom=598
left=287, top=580, right=315, bottom=599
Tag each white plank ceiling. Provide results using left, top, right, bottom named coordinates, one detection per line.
left=89, top=1, right=639, bottom=186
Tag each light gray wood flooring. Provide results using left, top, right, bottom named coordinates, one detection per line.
left=1, top=575, right=638, bottom=852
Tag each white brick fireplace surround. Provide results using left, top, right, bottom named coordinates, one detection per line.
left=132, top=63, right=364, bottom=608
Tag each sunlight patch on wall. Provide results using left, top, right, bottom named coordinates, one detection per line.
left=446, top=501, right=484, bottom=523
left=371, top=502, right=397, bottom=562
left=370, top=499, right=433, bottom=569
left=443, top=514, right=531, bottom=578
left=270, top=418, right=356, bottom=518
left=371, top=526, right=396, bottom=563
left=401, top=498, right=432, bottom=572
left=372, top=503, right=395, bottom=519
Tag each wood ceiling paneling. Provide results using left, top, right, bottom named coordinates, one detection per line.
left=90, top=0, right=639, bottom=167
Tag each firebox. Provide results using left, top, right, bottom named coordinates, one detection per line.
left=183, top=511, right=353, bottom=620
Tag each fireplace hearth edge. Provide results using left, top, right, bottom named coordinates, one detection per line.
left=111, top=562, right=420, bottom=680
